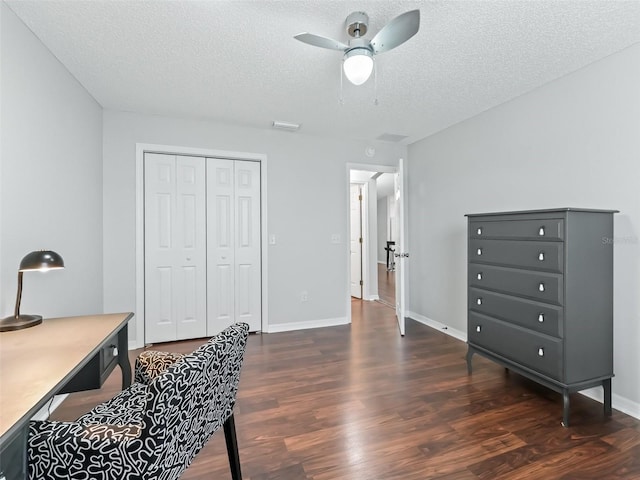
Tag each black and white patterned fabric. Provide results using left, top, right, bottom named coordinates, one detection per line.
left=28, top=322, right=250, bottom=480
left=134, top=351, right=185, bottom=384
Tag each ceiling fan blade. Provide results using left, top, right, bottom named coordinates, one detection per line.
left=294, top=33, right=348, bottom=51
left=369, top=9, right=420, bottom=55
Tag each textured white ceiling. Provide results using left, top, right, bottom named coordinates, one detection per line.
left=6, top=0, right=640, bottom=144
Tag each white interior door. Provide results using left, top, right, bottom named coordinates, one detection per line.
left=207, top=159, right=262, bottom=334
left=394, top=159, right=406, bottom=336
left=350, top=184, right=363, bottom=298
left=234, top=161, right=262, bottom=330
left=144, top=153, right=207, bottom=343
left=207, top=158, right=234, bottom=333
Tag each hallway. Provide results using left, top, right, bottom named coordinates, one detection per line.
left=377, top=262, right=395, bottom=307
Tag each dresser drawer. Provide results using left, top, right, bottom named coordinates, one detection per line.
left=470, top=218, right=564, bottom=241
left=469, top=239, right=563, bottom=273
left=468, top=287, right=562, bottom=338
left=468, top=312, right=562, bottom=380
left=469, top=264, right=563, bottom=305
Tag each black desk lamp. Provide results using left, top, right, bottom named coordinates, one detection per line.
left=0, top=250, right=65, bottom=332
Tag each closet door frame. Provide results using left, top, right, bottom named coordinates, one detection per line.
left=135, top=143, right=268, bottom=348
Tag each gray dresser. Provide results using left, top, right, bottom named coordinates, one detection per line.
left=465, top=208, right=617, bottom=426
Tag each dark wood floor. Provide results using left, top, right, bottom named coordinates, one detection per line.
left=52, top=301, right=640, bottom=479
left=377, top=262, right=395, bottom=307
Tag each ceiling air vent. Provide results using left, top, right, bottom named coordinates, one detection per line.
left=272, top=121, right=301, bottom=132
left=377, top=133, right=408, bottom=142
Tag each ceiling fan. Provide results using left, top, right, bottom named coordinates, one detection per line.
left=294, top=9, right=420, bottom=86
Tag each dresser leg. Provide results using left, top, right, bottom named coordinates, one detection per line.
left=603, top=379, right=612, bottom=417
left=561, top=390, right=570, bottom=427
left=465, top=347, right=474, bottom=374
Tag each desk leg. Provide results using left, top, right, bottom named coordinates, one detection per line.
left=117, top=325, right=132, bottom=389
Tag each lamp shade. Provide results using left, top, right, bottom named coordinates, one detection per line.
left=19, top=250, right=65, bottom=272
left=343, top=48, right=374, bottom=86
left=0, top=250, right=65, bottom=332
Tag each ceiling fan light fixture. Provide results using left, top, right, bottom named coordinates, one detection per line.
left=343, top=48, right=374, bottom=86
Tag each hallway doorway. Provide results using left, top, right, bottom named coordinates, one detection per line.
left=347, top=161, right=406, bottom=335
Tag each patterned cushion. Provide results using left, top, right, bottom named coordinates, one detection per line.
left=28, top=323, right=249, bottom=480
left=134, top=351, right=185, bottom=384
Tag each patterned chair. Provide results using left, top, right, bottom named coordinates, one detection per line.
left=28, top=323, right=250, bottom=480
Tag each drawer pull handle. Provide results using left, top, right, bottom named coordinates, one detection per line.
left=477, top=248, right=482, bottom=256
left=538, top=283, right=545, bottom=292
left=477, top=272, right=483, bottom=280
left=477, top=227, right=483, bottom=235
left=538, top=313, right=545, bottom=323
left=538, top=252, right=545, bottom=261
left=538, top=348, right=544, bottom=357
left=538, top=226, right=545, bottom=236
left=476, top=298, right=483, bottom=305
left=476, top=325, right=482, bottom=333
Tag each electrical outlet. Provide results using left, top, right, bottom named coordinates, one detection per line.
left=269, top=234, right=276, bottom=245
left=300, top=291, right=308, bottom=302
left=331, top=234, right=341, bottom=244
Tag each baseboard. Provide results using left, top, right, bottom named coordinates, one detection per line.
left=407, top=311, right=467, bottom=342
left=365, top=295, right=380, bottom=301
left=408, top=311, right=640, bottom=421
left=266, top=316, right=350, bottom=333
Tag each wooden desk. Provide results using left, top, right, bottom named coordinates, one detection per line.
left=0, top=312, right=133, bottom=480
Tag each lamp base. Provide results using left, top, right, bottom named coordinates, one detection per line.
left=0, top=314, right=43, bottom=332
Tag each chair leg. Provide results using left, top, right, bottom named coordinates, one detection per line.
left=223, top=413, right=242, bottom=480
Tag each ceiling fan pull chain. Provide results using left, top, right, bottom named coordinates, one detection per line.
left=373, top=58, right=379, bottom=106
left=339, top=59, right=345, bottom=105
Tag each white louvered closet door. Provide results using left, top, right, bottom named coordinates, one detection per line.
left=207, top=159, right=261, bottom=334
left=144, top=153, right=207, bottom=343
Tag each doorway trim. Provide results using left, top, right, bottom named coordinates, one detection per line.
left=135, top=143, right=268, bottom=347
left=345, top=162, right=401, bottom=325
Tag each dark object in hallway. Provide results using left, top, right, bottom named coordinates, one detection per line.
left=385, top=240, right=396, bottom=271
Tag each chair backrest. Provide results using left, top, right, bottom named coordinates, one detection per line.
left=142, top=323, right=249, bottom=478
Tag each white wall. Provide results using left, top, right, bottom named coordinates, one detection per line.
left=102, top=110, right=406, bottom=343
left=407, top=44, right=640, bottom=415
left=1, top=2, right=104, bottom=318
